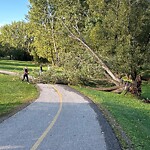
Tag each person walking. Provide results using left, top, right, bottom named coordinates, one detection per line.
left=22, top=67, right=29, bottom=82
left=39, top=65, right=43, bottom=75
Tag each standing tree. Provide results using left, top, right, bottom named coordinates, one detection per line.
left=0, top=21, right=32, bottom=60
left=28, top=0, right=60, bottom=64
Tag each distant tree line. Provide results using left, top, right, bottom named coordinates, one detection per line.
left=0, top=0, right=149, bottom=94
left=0, top=22, right=32, bottom=60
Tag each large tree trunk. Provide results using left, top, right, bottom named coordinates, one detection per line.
left=129, top=75, right=142, bottom=96
left=89, top=85, right=124, bottom=92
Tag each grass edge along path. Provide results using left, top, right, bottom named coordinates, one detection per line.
left=0, top=74, right=39, bottom=123
left=72, top=84, right=150, bottom=150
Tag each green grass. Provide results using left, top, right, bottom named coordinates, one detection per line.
left=73, top=83, right=150, bottom=150
left=0, top=74, right=39, bottom=117
left=0, top=60, right=48, bottom=76
left=1, top=59, right=149, bottom=149
left=0, top=60, right=38, bottom=72
left=141, top=82, right=150, bottom=100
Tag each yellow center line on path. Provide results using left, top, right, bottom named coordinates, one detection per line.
left=30, top=85, right=63, bottom=150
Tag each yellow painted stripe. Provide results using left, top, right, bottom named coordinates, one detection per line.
left=31, top=85, right=62, bottom=150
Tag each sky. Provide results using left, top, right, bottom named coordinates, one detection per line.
left=0, top=0, right=29, bottom=27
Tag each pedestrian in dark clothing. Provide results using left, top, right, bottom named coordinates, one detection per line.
left=22, top=67, right=29, bottom=82
left=39, top=65, right=43, bottom=75
left=40, top=65, right=43, bottom=72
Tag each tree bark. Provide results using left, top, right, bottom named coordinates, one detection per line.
left=51, top=17, right=59, bottom=65
left=89, top=85, right=124, bottom=92
left=57, top=17, right=121, bottom=86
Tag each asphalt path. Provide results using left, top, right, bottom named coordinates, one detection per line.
left=0, top=84, right=121, bottom=150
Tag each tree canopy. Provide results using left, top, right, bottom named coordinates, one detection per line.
left=0, top=0, right=149, bottom=92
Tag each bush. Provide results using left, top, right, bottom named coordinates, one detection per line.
left=39, top=67, right=69, bottom=84
left=37, top=64, right=111, bottom=87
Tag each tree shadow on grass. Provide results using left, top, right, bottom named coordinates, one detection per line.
left=0, top=61, right=37, bottom=67
left=102, top=102, right=150, bottom=150
left=0, top=101, right=30, bottom=123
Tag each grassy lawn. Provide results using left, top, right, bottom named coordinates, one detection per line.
left=141, top=81, right=150, bottom=100
left=0, top=74, right=39, bottom=117
left=73, top=83, right=150, bottom=150
left=0, top=59, right=149, bottom=149
left=0, top=60, right=48, bottom=76
left=0, top=60, right=38, bottom=72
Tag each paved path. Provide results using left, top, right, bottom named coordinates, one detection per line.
left=0, top=70, right=18, bottom=75
left=0, top=84, right=121, bottom=150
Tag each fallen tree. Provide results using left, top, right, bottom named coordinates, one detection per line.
left=27, top=0, right=149, bottom=97
left=57, top=17, right=144, bottom=96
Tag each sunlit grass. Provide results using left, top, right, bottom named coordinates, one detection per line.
left=0, top=60, right=47, bottom=72
left=73, top=83, right=150, bottom=150
left=0, top=59, right=48, bottom=77
left=0, top=60, right=37, bottom=72
left=0, top=59, right=149, bottom=149
left=141, top=82, right=150, bottom=100
left=0, top=74, right=39, bottom=117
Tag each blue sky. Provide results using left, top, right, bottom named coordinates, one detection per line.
left=0, top=0, right=29, bottom=27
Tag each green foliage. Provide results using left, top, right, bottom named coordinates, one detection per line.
left=0, top=42, right=6, bottom=57
left=27, top=0, right=150, bottom=83
left=1, top=0, right=149, bottom=84
left=0, top=22, right=33, bottom=60
left=39, top=61, right=105, bottom=86
left=27, top=0, right=58, bottom=64
left=141, top=82, right=150, bottom=100
left=40, top=66, right=69, bottom=84
left=86, top=0, right=150, bottom=78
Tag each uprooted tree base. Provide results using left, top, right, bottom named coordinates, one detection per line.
left=89, top=75, right=143, bottom=97
left=143, top=99, right=150, bottom=103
